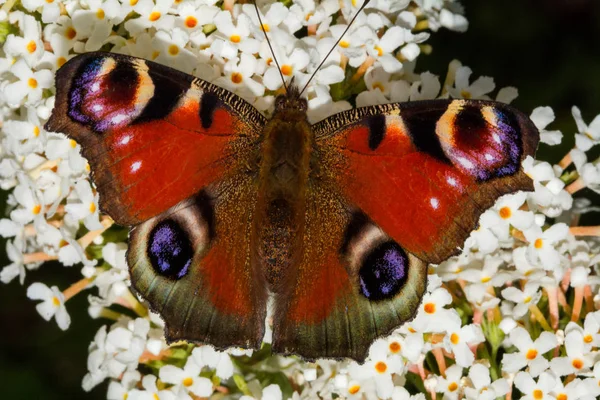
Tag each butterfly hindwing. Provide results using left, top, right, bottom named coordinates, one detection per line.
left=45, top=52, right=265, bottom=225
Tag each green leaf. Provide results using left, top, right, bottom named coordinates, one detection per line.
left=233, top=374, right=252, bottom=396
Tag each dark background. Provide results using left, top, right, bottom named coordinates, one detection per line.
left=1, top=1, right=600, bottom=398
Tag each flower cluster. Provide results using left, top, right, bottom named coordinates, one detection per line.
left=1, top=0, right=600, bottom=399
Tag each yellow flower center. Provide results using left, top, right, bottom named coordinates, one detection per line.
left=46, top=0, right=54, bottom=3
left=182, top=377, right=193, bottom=387
left=584, top=334, right=593, bottom=344
left=32, top=204, right=42, bottom=215
left=168, top=45, right=179, bottom=56
left=151, top=51, right=160, bottom=60
left=557, top=394, right=567, bottom=400
left=524, top=296, right=532, bottom=304
left=339, top=40, right=350, bottom=48
left=526, top=349, right=538, bottom=360
left=28, top=78, right=38, bottom=88
left=534, top=238, right=543, bottom=249
left=372, top=82, right=385, bottom=92
left=231, top=72, right=243, bottom=84
left=69, top=139, right=77, bottom=148
left=424, top=302, right=436, bottom=314
left=57, top=57, right=67, bottom=67
left=374, top=45, right=383, bottom=56
left=348, top=385, right=360, bottom=395
left=130, top=0, right=138, bottom=5
left=261, top=23, right=270, bottom=32
left=230, top=34, right=241, bottom=43
left=33, top=126, right=40, bottom=137
left=185, top=16, right=198, bottom=28
left=450, top=333, right=460, bottom=345
left=533, top=389, right=543, bottom=400
left=52, top=296, right=60, bottom=306
left=374, top=361, right=387, bottom=373
left=461, top=90, right=472, bottom=99
left=27, top=40, right=37, bottom=54
left=499, top=206, right=512, bottom=219
left=389, top=341, right=401, bottom=353
left=65, top=27, right=77, bottom=40
left=123, top=394, right=128, bottom=400
left=281, top=64, right=293, bottom=76
left=448, top=382, right=458, bottom=392
left=149, top=11, right=161, bottom=21
left=89, top=203, right=96, bottom=213
left=481, top=276, right=491, bottom=283
left=152, top=394, right=159, bottom=400
left=96, top=9, right=105, bottom=19
left=572, top=358, right=583, bottom=369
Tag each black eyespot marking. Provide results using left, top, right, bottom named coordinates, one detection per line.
left=148, top=219, right=193, bottom=279
left=403, top=107, right=451, bottom=163
left=367, top=114, right=386, bottom=150
left=359, top=241, right=409, bottom=301
left=200, top=92, right=219, bottom=129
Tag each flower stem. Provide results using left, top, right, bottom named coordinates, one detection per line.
left=528, top=304, right=553, bottom=332
left=584, top=285, right=594, bottom=314
left=566, top=177, right=585, bottom=194
left=23, top=252, right=58, bottom=264
left=557, top=288, right=572, bottom=315
left=63, top=277, right=94, bottom=302
left=558, top=152, right=573, bottom=169
left=432, top=348, right=446, bottom=376
left=571, top=286, right=584, bottom=322
left=77, top=217, right=114, bottom=249
left=545, top=286, right=559, bottom=330
left=569, top=226, right=600, bottom=236
left=350, top=56, right=374, bottom=83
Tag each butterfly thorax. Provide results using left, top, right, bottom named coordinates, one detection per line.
left=254, top=89, right=312, bottom=290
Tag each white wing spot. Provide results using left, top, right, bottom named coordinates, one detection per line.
left=485, top=153, right=494, bottom=161
left=92, top=104, right=103, bottom=112
left=91, top=82, right=100, bottom=92
left=111, top=114, right=128, bottom=125
left=120, top=135, right=131, bottom=145
left=430, top=197, right=440, bottom=209
left=447, top=176, right=458, bottom=187
left=131, top=161, right=142, bottom=173
left=457, top=156, right=474, bottom=169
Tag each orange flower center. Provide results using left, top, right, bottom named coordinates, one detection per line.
left=424, top=302, right=436, bottom=314
left=230, top=34, right=241, bottom=43
left=348, top=385, right=360, bottom=394
left=130, top=0, right=138, bottom=5
left=572, top=358, right=583, bottom=369
left=149, top=11, right=161, bottom=21
left=533, top=389, right=543, bottom=400
left=374, top=45, right=383, bottom=56
left=557, top=394, right=568, bottom=400
left=499, top=206, right=512, bottom=219
left=182, top=377, right=193, bottom=387
left=281, top=64, right=293, bottom=76
left=52, top=296, right=60, bottom=306
left=27, top=40, right=37, bottom=53
left=450, top=333, right=460, bottom=345
left=57, top=57, right=67, bottom=67
left=96, top=8, right=105, bottom=19
left=89, top=203, right=97, bottom=213
left=28, top=78, right=38, bottom=88
left=534, top=238, right=543, bottom=249
left=65, top=27, right=77, bottom=39
left=168, top=45, right=179, bottom=56
left=584, top=334, right=593, bottom=344
left=389, top=341, right=401, bottom=353
left=526, top=349, right=538, bottom=360
left=231, top=72, right=243, bottom=84
left=448, top=382, right=458, bottom=392
left=374, top=361, right=387, bottom=373
left=261, top=23, right=270, bottom=32
left=185, top=16, right=198, bottom=28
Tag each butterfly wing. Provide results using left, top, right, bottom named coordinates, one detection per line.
left=46, top=52, right=268, bottom=349
left=45, top=52, right=265, bottom=225
left=272, top=99, right=539, bottom=361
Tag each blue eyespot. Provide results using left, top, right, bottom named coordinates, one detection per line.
left=148, top=220, right=193, bottom=279
left=359, top=242, right=408, bottom=301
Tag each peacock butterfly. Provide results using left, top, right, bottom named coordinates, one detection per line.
left=44, top=49, right=539, bottom=362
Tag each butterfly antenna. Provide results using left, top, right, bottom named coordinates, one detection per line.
left=299, top=0, right=371, bottom=96
left=255, top=1, right=287, bottom=92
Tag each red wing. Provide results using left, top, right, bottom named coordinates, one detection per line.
left=45, top=52, right=265, bottom=225
left=314, top=99, right=540, bottom=264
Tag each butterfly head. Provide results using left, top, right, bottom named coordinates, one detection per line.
left=274, top=84, right=308, bottom=116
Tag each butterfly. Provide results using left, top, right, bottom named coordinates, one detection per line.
left=45, top=51, right=539, bottom=362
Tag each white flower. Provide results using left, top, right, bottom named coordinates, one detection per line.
left=21, top=0, right=61, bottom=23
left=214, top=54, right=265, bottom=98
left=159, top=358, right=213, bottom=398
left=572, top=106, right=600, bottom=151
left=514, top=371, right=558, bottom=400
left=152, top=29, right=197, bottom=74
left=550, top=330, right=594, bottom=376
left=523, top=223, right=569, bottom=272
left=366, top=26, right=407, bottom=73
left=26, top=282, right=71, bottom=330
left=443, top=324, right=484, bottom=367
left=501, top=327, right=557, bottom=377
left=435, top=364, right=463, bottom=399
left=262, top=42, right=310, bottom=91
left=128, top=375, right=176, bottom=400
left=191, top=345, right=235, bottom=381
left=10, top=182, right=44, bottom=224
left=211, top=11, right=260, bottom=59
left=65, top=179, right=103, bottom=231
left=1, top=239, right=26, bottom=284
left=480, top=192, right=534, bottom=241
left=107, top=371, right=141, bottom=400
left=124, top=0, right=175, bottom=35
left=447, top=65, right=495, bottom=100
left=5, top=60, right=53, bottom=106
left=413, top=287, right=461, bottom=332
left=565, top=312, right=600, bottom=349
left=4, top=15, right=44, bottom=67
left=530, top=106, right=563, bottom=145
left=464, top=364, right=509, bottom=400
left=501, top=282, right=542, bottom=318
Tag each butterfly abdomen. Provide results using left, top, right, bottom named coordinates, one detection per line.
left=254, top=111, right=313, bottom=290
